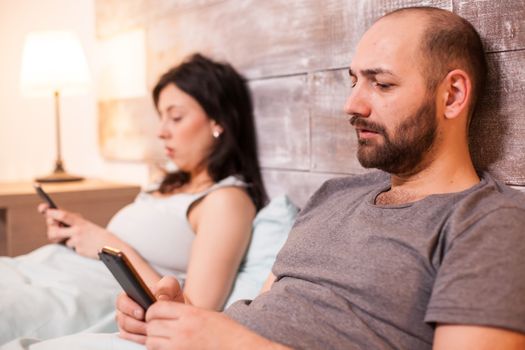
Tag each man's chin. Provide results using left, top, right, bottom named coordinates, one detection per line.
left=356, top=152, right=380, bottom=169
left=357, top=160, right=379, bottom=169
left=356, top=147, right=391, bottom=170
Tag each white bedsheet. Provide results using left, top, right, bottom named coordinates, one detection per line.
left=0, top=244, right=121, bottom=345
left=2, top=333, right=141, bottom=350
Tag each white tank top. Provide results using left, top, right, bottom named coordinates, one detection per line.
left=106, top=175, right=246, bottom=283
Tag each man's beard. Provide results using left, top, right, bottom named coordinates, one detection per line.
left=350, top=96, right=437, bottom=175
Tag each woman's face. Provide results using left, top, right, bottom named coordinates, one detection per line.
left=156, top=83, right=221, bottom=173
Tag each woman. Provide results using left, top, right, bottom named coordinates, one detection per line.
left=0, top=54, right=267, bottom=344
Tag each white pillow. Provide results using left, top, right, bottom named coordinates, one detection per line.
left=224, top=195, right=298, bottom=308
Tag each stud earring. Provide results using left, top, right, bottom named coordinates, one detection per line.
left=212, top=130, right=221, bottom=138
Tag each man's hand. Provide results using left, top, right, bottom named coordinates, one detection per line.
left=145, top=302, right=238, bottom=349
left=154, top=276, right=186, bottom=304
left=116, top=276, right=185, bottom=345
left=118, top=275, right=290, bottom=349
left=116, top=291, right=148, bottom=344
left=145, top=302, right=290, bottom=350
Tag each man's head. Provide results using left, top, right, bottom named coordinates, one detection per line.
left=388, top=7, right=488, bottom=116
left=345, top=7, right=487, bottom=175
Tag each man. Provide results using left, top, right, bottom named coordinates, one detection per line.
left=117, top=7, right=525, bottom=350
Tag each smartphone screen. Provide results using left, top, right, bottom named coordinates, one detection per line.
left=99, top=246, right=156, bottom=311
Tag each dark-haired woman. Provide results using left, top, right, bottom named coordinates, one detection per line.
left=0, top=54, right=267, bottom=345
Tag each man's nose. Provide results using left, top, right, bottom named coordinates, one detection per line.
left=344, top=84, right=371, bottom=118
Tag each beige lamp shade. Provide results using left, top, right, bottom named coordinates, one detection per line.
left=20, top=31, right=90, bottom=96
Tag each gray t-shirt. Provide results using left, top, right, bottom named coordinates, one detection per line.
left=225, top=171, right=525, bottom=349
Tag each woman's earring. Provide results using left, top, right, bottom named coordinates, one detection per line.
left=212, top=130, right=221, bottom=139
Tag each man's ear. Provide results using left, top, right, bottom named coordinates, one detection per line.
left=441, top=69, right=472, bottom=120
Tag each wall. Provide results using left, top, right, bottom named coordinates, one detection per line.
left=0, top=0, right=149, bottom=185
left=94, top=0, right=525, bottom=207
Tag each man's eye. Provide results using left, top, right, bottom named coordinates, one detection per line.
left=170, top=116, right=183, bottom=122
left=374, top=82, right=392, bottom=90
left=351, top=80, right=357, bottom=88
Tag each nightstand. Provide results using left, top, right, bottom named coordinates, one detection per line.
left=0, top=179, right=141, bottom=256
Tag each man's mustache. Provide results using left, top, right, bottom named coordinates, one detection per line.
left=349, top=115, right=386, bottom=134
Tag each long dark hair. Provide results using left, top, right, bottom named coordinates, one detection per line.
left=152, top=54, right=268, bottom=211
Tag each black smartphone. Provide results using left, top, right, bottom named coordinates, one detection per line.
left=33, top=183, right=70, bottom=244
left=98, top=246, right=156, bottom=311
left=33, top=183, right=60, bottom=209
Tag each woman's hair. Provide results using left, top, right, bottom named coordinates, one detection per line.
left=152, top=53, right=268, bottom=211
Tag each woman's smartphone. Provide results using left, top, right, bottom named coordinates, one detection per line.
left=33, top=183, right=70, bottom=244
left=33, top=183, right=59, bottom=209
left=98, top=246, right=156, bottom=311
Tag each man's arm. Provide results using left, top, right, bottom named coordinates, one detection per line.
left=434, top=324, right=525, bottom=350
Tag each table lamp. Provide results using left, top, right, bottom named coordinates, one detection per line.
left=20, top=31, right=91, bottom=182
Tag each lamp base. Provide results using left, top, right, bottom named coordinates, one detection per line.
left=35, top=170, right=84, bottom=183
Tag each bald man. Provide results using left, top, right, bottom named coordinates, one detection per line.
left=116, top=7, right=525, bottom=350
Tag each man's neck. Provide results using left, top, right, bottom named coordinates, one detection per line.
left=376, top=153, right=480, bottom=205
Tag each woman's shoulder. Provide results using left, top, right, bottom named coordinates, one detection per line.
left=199, top=175, right=251, bottom=206
left=189, top=184, right=256, bottom=232
left=212, top=175, right=247, bottom=189
left=197, top=175, right=254, bottom=217
left=201, top=184, right=254, bottom=212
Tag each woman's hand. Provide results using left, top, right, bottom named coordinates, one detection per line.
left=116, top=276, right=185, bottom=344
left=38, top=203, right=121, bottom=258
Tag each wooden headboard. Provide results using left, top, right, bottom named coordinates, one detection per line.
left=96, top=0, right=525, bottom=207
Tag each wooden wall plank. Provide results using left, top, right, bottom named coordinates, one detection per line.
left=512, top=186, right=525, bottom=194
left=96, top=0, right=153, bottom=38
left=262, top=169, right=343, bottom=208
left=146, top=0, right=452, bottom=84
left=356, top=0, right=453, bottom=28
left=250, top=76, right=310, bottom=170
left=95, top=0, right=224, bottom=38
left=145, top=0, right=344, bottom=83
left=470, top=50, right=525, bottom=185
left=98, top=97, right=162, bottom=161
left=454, top=0, right=525, bottom=52
left=309, top=69, right=369, bottom=174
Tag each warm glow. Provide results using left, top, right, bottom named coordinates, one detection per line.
left=20, top=31, right=91, bottom=96
left=97, top=28, right=146, bottom=100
